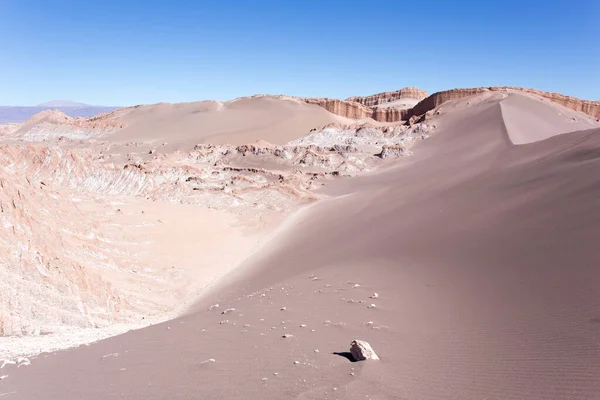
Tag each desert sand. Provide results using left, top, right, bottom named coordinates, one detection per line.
left=102, top=96, right=356, bottom=148
left=0, top=88, right=599, bottom=399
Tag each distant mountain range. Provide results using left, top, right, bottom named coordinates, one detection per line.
left=0, top=100, right=120, bottom=123
left=35, top=100, right=93, bottom=108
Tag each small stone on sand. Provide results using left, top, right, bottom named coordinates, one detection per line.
left=350, top=339, right=379, bottom=361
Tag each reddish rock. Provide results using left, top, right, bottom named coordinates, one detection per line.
left=346, top=87, right=428, bottom=106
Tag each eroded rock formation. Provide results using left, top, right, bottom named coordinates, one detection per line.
left=347, top=87, right=428, bottom=106
left=408, top=87, right=600, bottom=120
left=304, top=87, right=600, bottom=122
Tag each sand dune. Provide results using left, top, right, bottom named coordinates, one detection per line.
left=3, top=92, right=599, bottom=399
left=105, top=96, right=352, bottom=147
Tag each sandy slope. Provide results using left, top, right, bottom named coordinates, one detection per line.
left=105, top=96, right=352, bottom=148
left=2, top=93, right=600, bottom=399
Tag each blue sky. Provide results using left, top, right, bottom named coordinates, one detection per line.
left=0, top=0, right=598, bottom=105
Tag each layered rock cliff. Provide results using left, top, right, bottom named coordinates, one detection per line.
left=346, top=87, right=428, bottom=106
left=302, top=98, right=373, bottom=120
left=304, top=87, right=600, bottom=123
left=302, top=98, right=416, bottom=122
left=407, top=87, right=600, bottom=120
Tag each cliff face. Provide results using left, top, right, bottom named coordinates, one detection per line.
left=302, top=87, right=428, bottom=123
left=303, top=98, right=374, bottom=120
left=347, top=87, right=428, bottom=106
left=302, top=98, right=415, bottom=122
left=305, top=87, right=600, bottom=123
left=408, top=87, right=600, bottom=120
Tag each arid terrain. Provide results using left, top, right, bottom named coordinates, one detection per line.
left=1, top=86, right=599, bottom=399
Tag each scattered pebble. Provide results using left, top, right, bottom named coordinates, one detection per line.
left=282, top=334, right=293, bottom=338
left=201, top=329, right=207, bottom=332
left=244, top=324, right=251, bottom=327
left=220, top=320, right=229, bottom=324
left=314, top=349, right=320, bottom=353
left=209, top=304, right=219, bottom=310
left=261, top=377, right=268, bottom=382
left=350, top=372, right=355, bottom=376
left=16, top=357, right=31, bottom=367
left=273, top=372, right=279, bottom=376
left=293, top=361, right=300, bottom=365
left=367, top=304, right=377, bottom=309
left=280, top=307, right=286, bottom=311
left=0, top=375, right=8, bottom=380
left=370, top=293, right=379, bottom=299
left=300, top=324, right=307, bottom=328
left=221, top=308, right=235, bottom=314
left=352, top=284, right=360, bottom=288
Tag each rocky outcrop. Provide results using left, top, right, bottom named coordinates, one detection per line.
left=303, top=98, right=373, bottom=120
left=302, top=98, right=416, bottom=122
left=350, top=339, right=379, bottom=361
left=11, top=109, right=124, bottom=140
left=408, top=87, right=600, bottom=120
left=302, top=88, right=428, bottom=123
left=305, top=87, right=599, bottom=123
left=347, top=87, right=428, bottom=106
left=376, top=144, right=411, bottom=159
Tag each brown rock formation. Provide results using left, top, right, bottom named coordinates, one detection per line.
left=408, top=87, right=600, bottom=120
left=302, top=98, right=373, bottom=120
left=347, top=87, right=428, bottom=106
left=302, top=98, right=417, bottom=122
left=304, top=87, right=599, bottom=123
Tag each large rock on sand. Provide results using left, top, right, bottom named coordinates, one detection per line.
left=350, top=340, right=379, bottom=361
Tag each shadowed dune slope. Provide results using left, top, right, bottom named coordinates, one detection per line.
left=4, top=93, right=600, bottom=399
